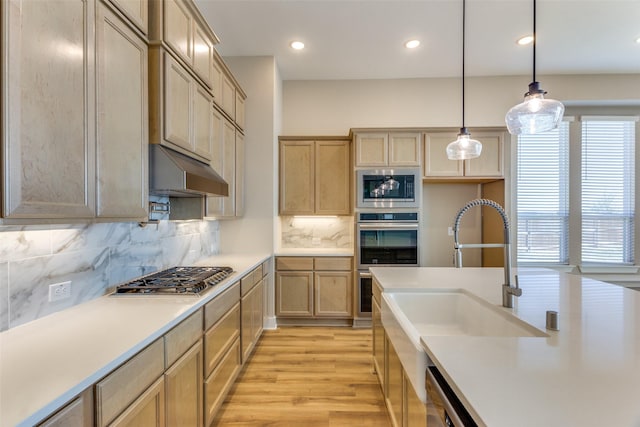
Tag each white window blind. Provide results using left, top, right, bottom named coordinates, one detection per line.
left=581, top=118, right=636, bottom=264
left=516, top=122, right=570, bottom=263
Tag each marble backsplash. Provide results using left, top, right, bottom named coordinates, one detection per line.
left=0, top=220, right=220, bottom=331
left=279, top=216, right=353, bottom=249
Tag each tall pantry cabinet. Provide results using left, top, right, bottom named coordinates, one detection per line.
left=1, top=0, right=149, bottom=223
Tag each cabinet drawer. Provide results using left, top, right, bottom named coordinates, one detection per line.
left=240, top=268, right=258, bottom=296
left=164, top=309, right=203, bottom=368
left=204, top=339, right=242, bottom=426
left=276, top=256, right=313, bottom=271
left=262, top=259, right=270, bottom=277
left=314, top=257, right=352, bottom=271
left=205, top=281, right=240, bottom=330
left=95, top=338, right=164, bottom=427
left=204, top=303, right=240, bottom=376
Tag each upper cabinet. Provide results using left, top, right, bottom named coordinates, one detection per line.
left=1, top=0, right=148, bottom=223
left=106, top=0, right=148, bottom=35
left=279, top=139, right=351, bottom=216
left=423, top=130, right=505, bottom=181
left=354, top=132, right=421, bottom=167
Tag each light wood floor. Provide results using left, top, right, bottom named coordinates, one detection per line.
left=212, top=326, right=392, bottom=427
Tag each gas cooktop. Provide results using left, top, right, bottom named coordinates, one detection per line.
left=114, top=266, right=234, bottom=295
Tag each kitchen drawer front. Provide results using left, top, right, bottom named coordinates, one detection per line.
left=240, top=268, right=258, bottom=296
left=164, top=309, right=203, bottom=368
left=204, top=302, right=240, bottom=376
left=204, top=339, right=242, bottom=426
left=95, top=338, right=164, bottom=427
left=261, top=258, right=271, bottom=277
left=204, top=281, right=240, bottom=330
left=276, top=256, right=313, bottom=271
left=314, top=257, right=352, bottom=271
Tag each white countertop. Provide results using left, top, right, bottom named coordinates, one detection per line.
left=370, top=266, right=640, bottom=427
left=0, top=253, right=270, bottom=427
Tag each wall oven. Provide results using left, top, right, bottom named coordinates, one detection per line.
left=356, top=168, right=420, bottom=209
left=356, top=211, right=419, bottom=318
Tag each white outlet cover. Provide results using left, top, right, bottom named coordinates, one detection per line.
left=49, top=281, right=71, bottom=302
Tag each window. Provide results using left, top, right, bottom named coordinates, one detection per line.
left=517, top=123, right=569, bottom=263
left=516, top=115, right=638, bottom=266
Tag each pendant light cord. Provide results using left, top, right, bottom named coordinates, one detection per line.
left=532, top=0, right=536, bottom=82
left=461, top=0, right=466, bottom=129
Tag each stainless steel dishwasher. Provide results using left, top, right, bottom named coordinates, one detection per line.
left=426, top=366, right=478, bottom=427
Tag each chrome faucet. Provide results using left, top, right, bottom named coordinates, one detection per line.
left=452, top=198, right=522, bottom=308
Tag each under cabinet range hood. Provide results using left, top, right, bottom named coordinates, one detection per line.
left=149, top=145, right=228, bottom=197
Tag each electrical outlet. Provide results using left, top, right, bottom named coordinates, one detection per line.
left=312, top=237, right=321, bottom=246
left=49, top=281, right=71, bottom=302
left=447, top=227, right=454, bottom=236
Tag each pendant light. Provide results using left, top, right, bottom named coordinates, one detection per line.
left=505, top=0, right=564, bottom=135
left=446, top=0, right=482, bottom=160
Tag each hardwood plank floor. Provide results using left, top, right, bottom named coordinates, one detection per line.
left=212, top=326, right=391, bottom=427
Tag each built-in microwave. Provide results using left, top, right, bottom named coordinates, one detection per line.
left=356, top=168, right=420, bottom=209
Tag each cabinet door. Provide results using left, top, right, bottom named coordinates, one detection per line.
left=235, top=132, right=245, bottom=217
left=464, top=131, right=505, bottom=177
left=96, top=3, right=148, bottom=220
left=386, top=339, right=403, bottom=427
left=204, top=340, right=241, bottom=426
left=109, top=377, right=165, bottom=427
left=235, top=93, right=246, bottom=130
left=275, top=272, right=313, bottom=317
left=205, top=108, right=224, bottom=217
left=221, top=119, right=236, bottom=217
left=165, top=341, right=203, bottom=427
left=3, top=0, right=95, bottom=219
left=164, top=54, right=193, bottom=151
left=314, top=272, right=352, bottom=318
left=404, top=372, right=427, bottom=427
left=423, top=132, right=464, bottom=177
left=220, top=72, right=235, bottom=119
left=163, top=0, right=192, bottom=64
left=107, top=0, right=148, bottom=34
left=355, top=133, right=388, bottom=167
left=372, top=296, right=385, bottom=390
left=192, top=20, right=214, bottom=88
left=279, top=141, right=315, bottom=215
left=193, top=83, right=213, bottom=160
left=241, top=289, right=253, bottom=362
left=252, top=280, right=264, bottom=342
left=389, top=132, right=421, bottom=166
left=315, top=140, right=350, bottom=215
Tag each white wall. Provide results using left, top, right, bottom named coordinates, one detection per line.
left=282, top=74, right=640, bottom=135
left=218, top=57, right=280, bottom=255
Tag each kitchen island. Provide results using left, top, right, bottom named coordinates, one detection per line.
left=371, top=266, right=640, bottom=427
left=0, top=253, right=270, bottom=427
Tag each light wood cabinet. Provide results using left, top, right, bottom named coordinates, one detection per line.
left=192, top=19, right=215, bottom=88
left=38, top=389, right=93, bottom=427
left=423, top=130, right=505, bottom=181
left=149, top=47, right=214, bottom=161
left=279, top=139, right=351, bottom=215
left=205, top=116, right=244, bottom=218
left=220, top=71, right=236, bottom=119
left=2, top=0, right=96, bottom=220
left=163, top=0, right=193, bottom=65
left=386, top=339, right=403, bottom=427
left=165, top=341, right=203, bottom=427
left=372, top=280, right=385, bottom=390
left=96, top=2, right=148, bottom=220
left=204, top=339, right=241, bottom=425
left=275, top=256, right=353, bottom=322
left=241, top=278, right=263, bottom=362
left=109, top=377, right=165, bottom=427
left=235, top=92, right=246, bottom=130
left=355, top=132, right=421, bottom=167
left=95, top=339, right=165, bottom=427
left=404, top=372, right=427, bottom=427
left=106, top=0, right=148, bottom=34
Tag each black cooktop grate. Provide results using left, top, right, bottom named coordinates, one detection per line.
left=115, top=266, right=234, bottom=294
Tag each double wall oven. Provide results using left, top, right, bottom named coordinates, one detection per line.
left=355, top=168, right=420, bottom=318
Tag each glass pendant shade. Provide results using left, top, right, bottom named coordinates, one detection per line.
left=505, top=82, right=564, bottom=135
left=446, top=127, right=482, bottom=160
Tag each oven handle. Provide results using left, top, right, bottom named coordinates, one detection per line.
left=357, top=223, right=419, bottom=230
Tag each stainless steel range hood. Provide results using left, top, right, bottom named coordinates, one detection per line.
left=149, top=145, right=228, bottom=197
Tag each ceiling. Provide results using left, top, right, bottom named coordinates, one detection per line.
left=195, top=0, right=640, bottom=81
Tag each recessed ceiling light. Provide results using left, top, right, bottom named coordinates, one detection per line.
left=404, top=39, right=420, bottom=49
left=517, top=35, right=534, bottom=45
left=636, top=37, right=640, bottom=44
left=290, top=41, right=305, bottom=50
